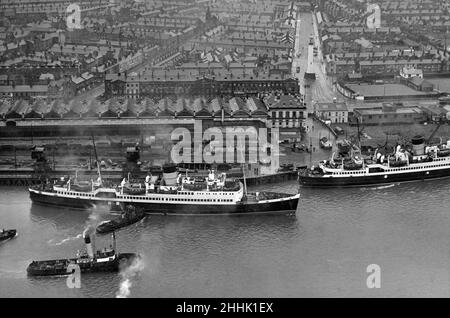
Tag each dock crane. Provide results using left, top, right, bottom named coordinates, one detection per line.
left=31, top=145, right=51, bottom=176
left=426, top=121, right=443, bottom=144
left=123, top=143, right=141, bottom=178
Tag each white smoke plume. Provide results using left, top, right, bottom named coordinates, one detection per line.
left=116, top=256, right=145, bottom=298
left=48, top=233, right=82, bottom=246
left=48, top=206, right=105, bottom=246
left=86, top=204, right=109, bottom=226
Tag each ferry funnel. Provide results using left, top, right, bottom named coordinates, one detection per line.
left=83, top=226, right=96, bottom=258
left=162, top=163, right=178, bottom=186
left=411, top=135, right=425, bottom=156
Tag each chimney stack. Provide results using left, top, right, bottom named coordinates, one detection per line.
left=83, top=226, right=96, bottom=258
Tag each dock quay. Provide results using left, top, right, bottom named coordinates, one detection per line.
left=0, top=169, right=299, bottom=187
left=239, top=171, right=299, bottom=186
left=0, top=170, right=125, bottom=186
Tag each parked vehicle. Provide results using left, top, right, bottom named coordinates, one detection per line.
left=334, top=126, right=345, bottom=135
left=319, top=137, right=332, bottom=149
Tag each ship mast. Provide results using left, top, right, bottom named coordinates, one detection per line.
left=91, top=131, right=102, bottom=184
left=356, top=116, right=362, bottom=152
left=112, top=231, right=116, bottom=253
left=239, top=147, right=248, bottom=197
left=242, top=163, right=248, bottom=197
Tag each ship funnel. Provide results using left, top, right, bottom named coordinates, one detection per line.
left=162, top=163, right=178, bottom=186
left=112, top=231, right=116, bottom=252
left=83, top=226, right=96, bottom=258
left=208, top=169, right=215, bottom=181
left=411, top=135, right=425, bottom=156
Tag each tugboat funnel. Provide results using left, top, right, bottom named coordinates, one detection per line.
left=83, top=226, right=96, bottom=258
left=112, top=231, right=116, bottom=252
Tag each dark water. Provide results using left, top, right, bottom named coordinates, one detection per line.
left=1, top=180, right=450, bottom=297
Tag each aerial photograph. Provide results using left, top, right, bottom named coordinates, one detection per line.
left=1, top=0, right=450, bottom=301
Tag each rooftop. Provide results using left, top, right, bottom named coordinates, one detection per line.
left=355, top=106, right=423, bottom=115
left=315, top=102, right=348, bottom=112
left=264, top=94, right=305, bottom=109
left=345, top=83, right=431, bottom=97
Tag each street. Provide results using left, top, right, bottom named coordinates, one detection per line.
left=287, top=11, right=342, bottom=166
left=292, top=11, right=339, bottom=112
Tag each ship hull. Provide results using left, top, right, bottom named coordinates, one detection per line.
left=129, top=198, right=299, bottom=215
left=299, top=166, right=450, bottom=188
left=29, top=191, right=100, bottom=210
left=29, top=190, right=299, bottom=215
left=0, top=230, right=17, bottom=242
left=27, top=253, right=136, bottom=277
left=96, top=215, right=146, bottom=234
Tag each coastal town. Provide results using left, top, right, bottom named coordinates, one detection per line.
left=0, top=0, right=449, bottom=183
left=2, top=0, right=450, bottom=301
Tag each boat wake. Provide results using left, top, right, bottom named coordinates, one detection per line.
left=0, top=269, right=23, bottom=279
left=116, top=257, right=145, bottom=298
left=139, top=217, right=147, bottom=225
left=361, top=183, right=398, bottom=191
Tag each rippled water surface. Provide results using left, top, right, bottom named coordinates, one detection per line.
left=1, top=180, right=450, bottom=297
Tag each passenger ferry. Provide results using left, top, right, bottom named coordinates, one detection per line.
left=299, top=136, right=450, bottom=187
left=29, top=168, right=300, bottom=215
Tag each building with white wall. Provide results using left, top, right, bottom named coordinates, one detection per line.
left=315, top=102, right=348, bottom=123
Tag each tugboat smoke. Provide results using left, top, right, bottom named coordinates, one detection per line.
left=86, top=204, right=109, bottom=226
left=49, top=233, right=82, bottom=246
left=48, top=206, right=104, bottom=246
left=116, top=257, right=145, bottom=298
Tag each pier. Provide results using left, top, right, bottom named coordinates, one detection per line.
left=0, top=169, right=299, bottom=187
left=240, top=171, right=299, bottom=186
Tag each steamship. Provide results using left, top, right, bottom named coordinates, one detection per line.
left=299, top=136, right=450, bottom=187
left=27, top=230, right=137, bottom=276
left=29, top=165, right=300, bottom=215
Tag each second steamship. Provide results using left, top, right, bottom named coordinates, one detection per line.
left=299, top=136, right=450, bottom=187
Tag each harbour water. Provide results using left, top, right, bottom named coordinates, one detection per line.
left=1, top=179, right=450, bottom=297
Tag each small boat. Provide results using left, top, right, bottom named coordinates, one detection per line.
left=122, top=183, right=147, bottom=195
left=27, top=229, right=137, bottom=277
left=438, top=149, right=450, bottom=157
left=343, top=161, right=363, bottom=170
left=71, top=181, right=92, bottom=192
left=96, top=205, right=146, bottom=234
left=0, top=229, right=17, bottom=242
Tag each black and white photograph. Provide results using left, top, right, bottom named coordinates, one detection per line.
left=0, top=0, right=450, bottom=302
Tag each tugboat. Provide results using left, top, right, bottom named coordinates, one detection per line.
left=96, top=205, right=146, bottom=234
left=0, top=229, right=17, bottom=242
left=27, top=227, right=137, bottom=276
